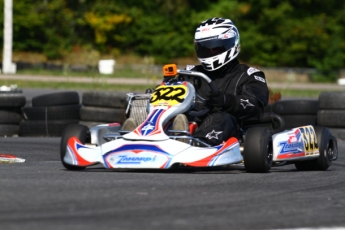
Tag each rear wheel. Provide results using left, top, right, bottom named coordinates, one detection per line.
left=295, top=126, right=337, bottom=171
left=243, top=127, right=273, bottom=173
left=60, top=124, right=90, bottom=170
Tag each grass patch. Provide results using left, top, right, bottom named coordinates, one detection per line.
left=0, top=80, right=155, bottom=92
left=270, top=88, right=338, bottom=98
left=16, top=66, right=161, bottom=79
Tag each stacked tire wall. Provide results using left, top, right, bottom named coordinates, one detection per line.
left=0, top=93, right=26, bottom=137
left=272, top=99, right=319, bottom=130
left=317, top=92, right=345, bottom=141
left=80, top=91, right=127, bottom=128
left=20, top=91, right=80, bottom=137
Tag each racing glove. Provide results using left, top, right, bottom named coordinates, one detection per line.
left=207, top=90, right=235, bottom=110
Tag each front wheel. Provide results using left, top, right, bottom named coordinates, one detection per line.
left=60, top=124, right=90, bottom=170
left=295, top=126, right=337, bottom=171
left=243, top=127, right=273, bottom=173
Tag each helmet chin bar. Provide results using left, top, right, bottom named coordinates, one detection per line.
left=199, top=48, right=237, bottom=71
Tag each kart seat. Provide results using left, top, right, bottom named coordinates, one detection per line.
left=241, top=112, right=285, bottom=134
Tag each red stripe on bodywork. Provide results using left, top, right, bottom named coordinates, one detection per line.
left=183, top=137, right=239, bottom=167
left=67, top=137, right=93, bottom=166
left=277, top=152, right=305, bottom=159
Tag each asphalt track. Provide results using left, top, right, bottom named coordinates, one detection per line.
left=0, top=137, right=344, bottom=230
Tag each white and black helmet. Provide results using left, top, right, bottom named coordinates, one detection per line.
left=194, top=17, right=240, bottom=71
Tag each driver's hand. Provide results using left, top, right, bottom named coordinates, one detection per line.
left=207, top=90, right=226, bottom=107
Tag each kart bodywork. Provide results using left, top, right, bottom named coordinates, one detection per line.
left=60, top=65, right=338, bottom=172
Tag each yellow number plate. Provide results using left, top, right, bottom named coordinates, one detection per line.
left=150, top=85, right=188, bottom=106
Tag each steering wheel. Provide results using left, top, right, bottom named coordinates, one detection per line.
left=177, top=69, right=217, bottom=117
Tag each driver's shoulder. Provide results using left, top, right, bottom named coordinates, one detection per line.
left=238, top=64, right=264, bottom=77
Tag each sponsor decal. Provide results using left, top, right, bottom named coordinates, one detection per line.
left=254, top=75, right=266, bottom=83
left=277, top=129, right=305, bottom=159
left=277, top=127, right=319, bottom=159
left=103, top=144, right=172, bottom=168
left=218, top=31, right=236, bottom=40
left=247, top=67, right=260, bottom=75
left=114, top=155, right=156, bottom=164
left=279, top=140, right=304, bottom=154
left=205, top=130, right=223, bottom=140
left=240, top=99, right=254, bottom=109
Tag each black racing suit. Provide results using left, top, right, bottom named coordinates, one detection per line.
left=181, top=58, right=269, bottom=145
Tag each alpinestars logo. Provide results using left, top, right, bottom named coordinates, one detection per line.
left=247, top=67, right=260, bottom=75
left=142, top=124, right=155, bottom=131
left=240, top=99, right=254, bottom=109
left=205, top=130, right=223, bottom=140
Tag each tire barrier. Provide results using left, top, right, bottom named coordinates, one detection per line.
left=317, top=92, right=345, bottom=128
left=272, top=99, right=319, bottom=130
left=79, top=91, right=127, bottom=128
left=20, top=91, right=80, bottom=137
left=81, top=91, right=127, bottom=108
left=0, top=93, right=26, bottom=136
left=80, top=106, right=126, bottom=123
left=32, top=91, right=80, bottom=107
left=2, top=89, right=344, bottom=141
left=19, top=120, right=79, bottom=137
left=23, top=105, right=81, bottom=120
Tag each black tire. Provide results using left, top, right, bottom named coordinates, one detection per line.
left=60, top=124, right=90, bottom=170
left=82, top=91, right=127, bottom=108
left=23, top=105, right=81, bottom=120
left=264, top=104, right=273, bottom=113
left=317, top=110, right=345, bottom=128
left=0, top=109, right=22, bottom=124
left=0, top=124, right=19, bottom=136
left=273, top=100, right=319, bottom=115
left=79, top=121, right=105, bottom=128
left=328, top=128, right=345, bottom=142
left=80, top=106, right=126, bottom=123
left=281, top=115, right=317, bottom=129
left=242, top=112, right=285, bottom=134
left=19, top=120, right=79, bottom=137
left=295, top=126, right=337, bottom=171
left=319, top=92, right=345, bottom=109
left=243, top=127, right=273, bottom=173
left=32, top=91, right=80, bottom=107
left=0, top=94, right=26, bottom=107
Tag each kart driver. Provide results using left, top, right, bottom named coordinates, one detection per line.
left=122, top=17, right=269, bottom=146
left=172, top=17, right=269, bottom=146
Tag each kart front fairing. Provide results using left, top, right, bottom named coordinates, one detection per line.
left=63, top=80, right=244, bottom=169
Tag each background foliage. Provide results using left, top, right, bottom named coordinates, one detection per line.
left=0, top=0, right=344, bottom=81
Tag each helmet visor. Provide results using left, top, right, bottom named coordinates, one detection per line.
left=194, top=36, right=237, bottom=59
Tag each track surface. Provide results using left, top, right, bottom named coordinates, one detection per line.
left=0, top=137, right=344, bottom=230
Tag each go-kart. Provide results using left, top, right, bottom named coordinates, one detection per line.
left=60, top=64, right=338, bottom=173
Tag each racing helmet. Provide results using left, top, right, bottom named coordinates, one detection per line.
left=194, top=17, right=240, bottom=71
